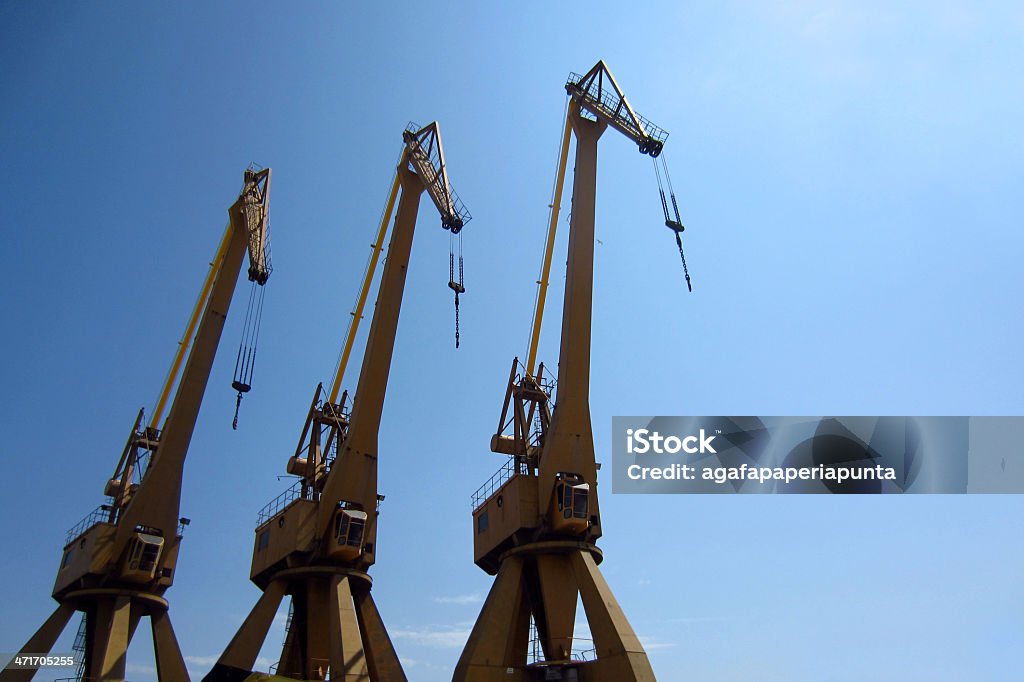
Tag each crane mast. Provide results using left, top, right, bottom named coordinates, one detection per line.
left=205, top=122, right=470, bottom=682
left=456, top=61, right=673, bottom=682
left=1, top=167, right=273, bottom=682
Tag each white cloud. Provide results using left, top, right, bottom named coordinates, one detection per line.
left=432, top=592, right=484, bottom=605
left=125, top=663, right=156, bottom=675
left=639, top=636, right=676, bottom=651
left=399, top=657, right=446, bottom=671
left=391, top=625, right=472, bottom=649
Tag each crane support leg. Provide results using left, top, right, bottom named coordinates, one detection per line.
left=299, top=579, right=332, bottom=678
left=572, top=550, right=655, bottom=681
left=203, top=579, right=286, bottom=681
left=453, top=555, right=530, bottom=682
left=352, top=582, right=406, bottom=682
left=328, top=575, right=369, bottom=681
left=87, top=594, right=132, bottom=682
left=151, top=611, right=189, bottom=682
left=535, top=553, right=578, bottom=660
left=279, top=624, right=301, bottom=681
left=0, top=604, right=75, bottom=682
left=454, top=546, right=654, bottom=682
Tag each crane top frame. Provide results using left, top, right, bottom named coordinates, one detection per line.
left=240, top=165, right=273, bottom=285
left=403, top=121, right=472, bottom=233
left=565, top=60, right=668, bottom=157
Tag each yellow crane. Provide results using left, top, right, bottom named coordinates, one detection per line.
left=204, top=122, right=470, bottom=682
left=456, top=60, right=688, bottom=681
left=1, top=167, right=274, bottom=682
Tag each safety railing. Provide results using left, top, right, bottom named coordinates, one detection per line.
left=256, top=479, right=305, bottom=526
left=566, top=72, right=668, bottom=144
left=527, top=622, right=597, bottom=665
left=471, top=457, right=531, bottom=511
left=64, top=504, right=115, bottom=545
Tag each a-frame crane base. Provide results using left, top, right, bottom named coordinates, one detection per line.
left=4, top=590, right=188, bottom=682
left=205, top=569, right=402, bottom=682
left=454, top=543, right=655, bottom=682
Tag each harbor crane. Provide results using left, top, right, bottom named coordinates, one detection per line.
left=1, top=167, right=274, bottom=682
left=204, top=122, right=470, bottom=682
left=456, top=61, right=690, bottom=681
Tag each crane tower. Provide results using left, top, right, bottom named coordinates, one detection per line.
left=1, top=167, right=274, bottom=682
left=455, top=61, right=682, bottom=682
left=204, top=122, right=470, bottom=682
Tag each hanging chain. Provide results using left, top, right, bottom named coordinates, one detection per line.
left=457, top=248, right=464, bottom=347
left=231, top=281, right=265, bottom=429
left=654, top=155, right=693, bottom=292
left=675, top=231, right=692, bottom=292
left=449, top=232, right=465, bottom=348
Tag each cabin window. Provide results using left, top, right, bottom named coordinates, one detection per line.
left=573, top=488, right=589, bottom=519
left=257, top=530, right=270, bottom=552
left=477, top=511, right=489, bottom=534
left=334, top=511, right=366, bottom=549
left=138, top=542, right=160, bottom=572
left=347, top=516, right=364, bottom=547
left=335, top=514, right=350, bottom=544
left=128, top=542, right=142, bottom=568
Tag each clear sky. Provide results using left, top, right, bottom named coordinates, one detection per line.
left=1, top=2, right=1022, bottom=681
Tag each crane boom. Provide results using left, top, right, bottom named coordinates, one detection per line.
left=206, top=122, right=470, bottom=682
left=1, top=167, right=273, bottom=682
left=524, top=61, right=670, bottom=377
left=525, top=112, right=573, bottom=378
left=112, top=167, right=271, bottom=558
left=318, top=121, right=469, bottom=536
left=328, top=173, right=400, bottom=405
left=457, top=61, right=665, bottom=682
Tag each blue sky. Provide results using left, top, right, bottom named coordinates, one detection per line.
left=1, top=2, right=1022, bottom=681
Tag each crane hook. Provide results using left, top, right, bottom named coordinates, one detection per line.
left=449, top=244, right=465, bottom=348
left=231, top=381, right=250, bottom=430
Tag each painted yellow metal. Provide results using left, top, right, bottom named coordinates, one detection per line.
left=461, top=62, right=660, bottom=681
left=150, top=220, right=233, bottom=431
left=525, top=109, right=573, bottom=378
left=208, top=126, right=470, bottom=681
left=328, top=168, right=402, bottom=405
left=595, top=59, right=649, bottom=139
